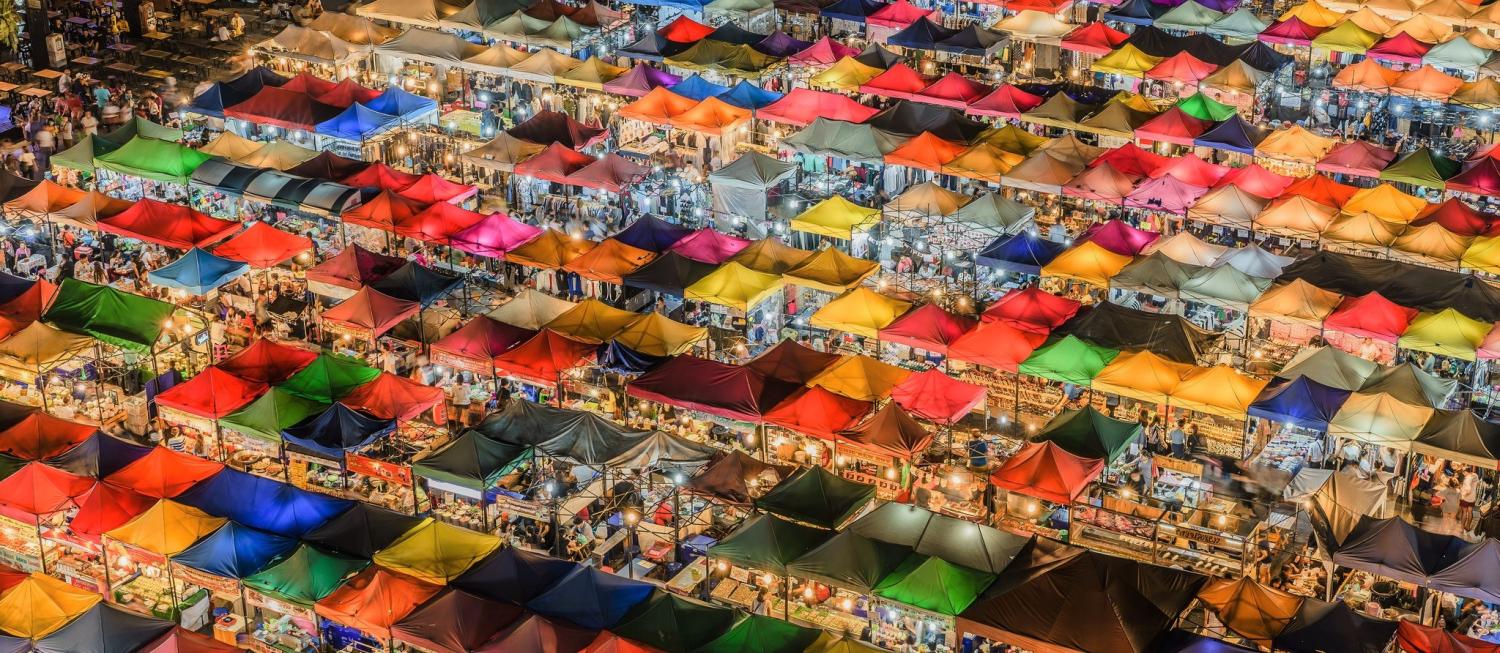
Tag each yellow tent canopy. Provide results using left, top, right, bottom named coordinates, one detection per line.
left=555, top=56, right=628, bottom=90
left=784, top=248, right=881, bottom=293
left=509, top=48, right=584, bottom=80
left=809, top=57, right=884, bottom=91
left=1090, top=350, right=1189, bottom=404
left=728, top=238, right=813, bottom=275
left=883, top=181, right=973, bottom=218
left=1311, top=20, right=1381, bottom=52
left=1034, top=132, right=1107, bottom=167
left=235, top=140, right=320, bottom=171
left=370, top=518, right=501, bottom=585
left=1385, top=13, right=1454, bottom=41
left=1344, top=7, right=1395, bottom=33
left=611, top=312, right=707, bottom=357
left=1279, top=0, right=1346, bottom=27
left=1202, top=60, right=1269, bottom=96
left=1172, top=365, right=1269, bottom=418
left=1462, top=234, right=1500, bottom=274
left=1398, top=308, right=1491, bottom=361
left=807, top=354, right=913, bottom=401
left=1452, top=77, right=1500, bottom=110
left=942, top=143, right=1026, bottom=183
left=1040, top=241, right=1132, bottom=287
left=1359, top=0, right=1420, bottom=20
left=1342, top=183, right=1429, bottom=222
left=979, top=124, right=1050, bottom=156
left=105, top=500, right=227, bottom=556
left=0, top=574, right=102, bottom=638
left=1254, top=196, right=1338, bottom=237
left=790, top=196, right=881, bottom=240
left=198, top=131, right=264, bottom=160
left=1328, top=391, right=1435, bottom=450
left=506, top=228, right=598, bottom=270
left=1249, top=279, right=1342, bottom=325
left=543, top=298, right=644, bottom=343
left=1390, top=223, right=1472, bottom=266
left=1091, top=44, right=1164, bottom=77
left=487, top=288, right=577, bottom=330
left=1322, top=211, right=1405, bottom=248
left=0, top=321, right=94, bottom=382
left=1255, top=125, right=1339, bottom=164
left=810, top=287, right=913, bottom=338
left=685, top=262, right=785, bottom=312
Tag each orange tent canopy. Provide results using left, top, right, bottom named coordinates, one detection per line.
left=883, top=132, right=967, bottom=172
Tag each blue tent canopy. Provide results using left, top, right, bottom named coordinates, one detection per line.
left=613, top=215, right=694, bottom=252
left=31, top=604, right=174, bottom=653
left=454, top=546, right=579, bottom=604
left=177, top=468, right=354, bottom=537
left=147, top=247, right=250, bottom=295
left=44, top=432, right=150, bottom=478
left=371, top=262, right=463, bottom=307
left=669, top=74, right=731, bottom=101
left=1247, top=376, right=1351, bottom=430
left=171, top=521, right=299, bottom=579
left=0, top=635, right=26, bottom=653
left=316, top=103, right=401, bottom=142
left=526, top=566, right=655, bottom=629
left=719, top=81, right=784, bottom=110
left=364, top=86, right=438, bottom=120
left=617, top=0, right=710, bottom=12
left=189, top=66, right=289, bottom=118
left=821, top=0, right=884, bottom=23
left=975, top=233, right=1067, bottom=274
left=1153, top=631, right=1258, bottom=653
left=0, top=272, right=37, bottom=304
left=1192, top=115, right=1269, bottom=155
left=888, top=18, right=960, bottom=51
left=597, top=342, right=667, bottom=375
left=282, top=403, right=396, bottom=461
left=1105, top=0, right=1167, bottom=24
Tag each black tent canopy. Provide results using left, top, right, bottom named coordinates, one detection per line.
left=1056, top=301, right=1220, bottom=364
left=302, top=502, right=424, bottom=558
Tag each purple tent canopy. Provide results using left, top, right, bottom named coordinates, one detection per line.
left=1193, top=115, right=1270, bottom=155
left=450, top=213, right=544, bottom=257
left=614, top=215, right=694, bottom=252
left=1124, top=176, right=1208, bottom=214
left=602, top=64, right=684, bottom=98
left=754, top=31, right=813, bottom=57
left=1077, top=219, right=1160, bottom=256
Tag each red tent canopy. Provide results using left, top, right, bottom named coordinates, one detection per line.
left=142, top=627, right=243, bottom=653
left=763, top=386, right=873, bottom=439
left=1323, top=292, right=1418, bottom=343
left=915, top=72, right=994, bottom=109
left=105, top=446, right=224, bottom=498
left=341, top=163, right=421, bottom=192
left=1061, top=22, right=1128, bottom=55
left=213, top=222, right=314, bottom=268
left=0, top=411, right=96, bottom=460
left=0, top=462, right=93, bottom=523
left=432, top=316, right=536, bottom=374
left=1447, top=157, right=1500, bottom=197
left=968, top=85, right=1046, bottom=118
left=99, top=198, right=239, bottom=250
left=70, top=481, right=154, bottom=540
left=1152, top=156, right=1230, bottom=187
left=658, top=15, right=715, bottom=42
left=1282, top=173, right=1358, bottom=208
left=628, top=355, right=797, bottom=422
left=397, top=173, right=477, bottom=204
left=514, top=143, right=598, bottom=185
left=306, top=245, right=405, bottom=292
left=1146, top=52, right=1218, bottom=83
left=758, top=88, right=880, bottom=126
left=493, top=329, right=597, bottom=386
left=342, top=190, right=428, bottom=232
left=340, top=371, right=445, bottom=422
left=582, top=632, right=664, bottom=653
left=788, top=37, right=860, bottom=66
left=859, top=63, right=938, bottom=100
left=280, top=72, right=340, bottom=96
left=1258, top=16, right=1323, bottom=45
left=507, top=110, right=609, bottom=149
left=989, top=441, right=1103, bottom=504
left=1396, top=620, right=1500, bottom=653
left=316, top=568, right=442, bottom=641
left=948, top=319, right=1048, bottom=371
left=868, top=0, right=933, bottom=28
left=746, top=339, right=842, bottom=385
left=322, top=287, right=421, bottom=338
left=314, top=78, right=382, bottom=108
left=1413, top=198, right=1499, bottom=237
left=1317, top=140, right=1397, bottom=178
left=981, top=287, right=1082, bottom=333
left=224, top=86, right=343, bottom=130
left=1217, top=163, right=1293, bottom=198
left=0, top=279, right=57, bottom=336
left=393, top=202, right=487, bottom=244
left=1135, top=108, right=1211, bottom=146
left=890, top=369, right=986, bottom=425
left=156, top=366, right=269, bottom=419
left=217, top=338, right=318, bottom=384
left=1368, top=32, right=1432, bottom=64
left=884, top=131, right=967, bottom=172
left=879, top=303, right=977, bottom=354
left=1091, top=143, right=1169, bottom=180
left=836, top=402, right=933, bottom=461
left=567, top=154, right=651, bottom=193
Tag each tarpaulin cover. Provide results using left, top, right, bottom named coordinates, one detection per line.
left=1019, top=335, right=1120, bottom=385
left=98, top=198, right=238, bottom=250
left=171, top=521, right=298, bottom=580
left=525, top=566, right=654, bottom=629
left=764, top=386, right=873, bottom=440
left=392, top=588, right=523, bottom=653
left=314, top=567, right=442, bottom=640
left=628, top=355, right=798, bottom=422
left=156, top=366, right=267, bottom=420
left=1272, top=598, right=1399, bottom=653
left=958, top=545, right=1207, bottom=653
left=281, top=403, right=395, bottom=460
left=756, top=465, right=875, bottom=528
left=177, top=468, right=352, bottom=537
left=302, top=503, right=423, bottom=559
left=1033, top=407, right=1141, bottom=462
left=453, top=546, right=576, bottom=604
left=890, top=369, right=985, bottom=425
left=102, top=446, right=222, bottom=499
left=104, top=500, right=225, bottom=555
left=611, top=592, right=737, bottom=653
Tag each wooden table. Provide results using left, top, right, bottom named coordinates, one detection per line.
left=140, top=69, right=170, bottom=80
left=181, top=55, right=208, bottom=67
left=142, top=49, right=170, bottom=59
left=104, top=62, right=137, bottom=73
left=0, top=82, right=18, bottom=93
left=19, top=87, right=52, bottom=97
left=143, top=31, right=170, bottom=40
left=0, top=63, right=25, bottom=74
left=33, top=69, right=63, bottom=80
left=71, top=56, right=101, bottom=66
left=201, top=8, right=226, bottom=17
left=107, top=43, right=134, bottom=52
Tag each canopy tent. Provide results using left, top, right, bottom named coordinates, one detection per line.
left=1198, top=577, right=1305, bottom=649
left=758, top=89, right=878, bottom=126
left=1327, top=391, right=1435, bottom=450
left=836, top=401, right=934, bottom=461
left=696, top=614, right=823, bottom=653
left=1399, top=308, right=1491, bottom=361
left=0, top=574, right=104, bottom=638
left=98, top=199, right=238, bottom=250
left=412, top=431, right=530, bottom=491
left=755, top=465, right=874, bottom=529
left=810, top=287, right=913, bottom=338
left=628, top=355, right=799, bottom=422
left=879, top=303, right=976, bottom=354
left=988, top=441, right=1102, bottom=504
left=1019, top=335, right=1120, bottom=385
left=982, top=287, right=1081, bottom=334
left=685, top=262, right=784, bottom=312
left=746, top=339, right=842, bottom=385
left=314, top=567, right=442, bottom=641
left=948, top=320, right=1047, bottom=372
left=1412, top=409, right=1500, bottom=468
left=370, top=518, right=501, bottom=585
left=104, top=500, right=226, bottom=557
left=302, top=503, right=423, bottom=559
left=242, top=543, right=369, bottom=610
left=43, top=278, right=173, bottom=352
left=1272, top=598, right=1399, bottom=653
left=146, top=248, right=249, bottom=296
left=212, top=222, right=313, bottom=269
left=171, top=521, right=298, bottom=580
left=175, top=468, right=352, bottom=537
left=391, top=589, right=523, bottom=653
left=492, top=329, right=597, bottom=386
left=728, top=239, right=812, bottom=275
left=96, top=137, right=213, bottom=184
left=504, top=228, right=597, bottom=270
left=156, top=366, right=267, bottom=420
left=281, top=403, right=396, bottom=460
left=1032, top=407, right=1141, bottom=462
left=452, top=546, right=575, bottom=605
left=543, top=298, right=644, bottom=344
left=525, top=566, right=654, bottom=629
left=320, top=287, right=421, bottom=339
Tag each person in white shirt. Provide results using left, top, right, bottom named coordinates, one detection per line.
left=1459, top=469, right=1481, bottom=531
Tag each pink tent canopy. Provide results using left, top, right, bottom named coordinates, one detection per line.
left=1135, top=108, right=1212, bottom=146
left=867, top=0, right=933, bottom=28
left=1368, top=32, right=1433, bottom=64
left=1124, top=175, right=1209, bottom=213
left=1078, top=219, right=1161, bottom=255
left=758, top=89, right=879, bottom=126
left=1092, top=143, right=1169, bottom=179
left=1447, top=157, right=1500, bottom=196
left=1152, top=156, right=1229, bottom=187
left=668, top=228, right=752, bottom=263
left=914, top=73, right=994, bottom=109
left=788, top=37, right=860, bottom=66
left=1217, top=164, right=1294, bottom=198
left=1061, top=22, right=1129, bottom=55
left=392, top=202, right=487, bottom=244
left=1317, top=140, right=1397, bottom=178
left=878, top=303, right=978, bottom=354
left=1258, top=17, right=1324, bottom=45
left=449, top=213, right=544, bottom=258
left=968, top=85, right=1046, bottom=118
left=1062, top=163, right=1136, bottom=202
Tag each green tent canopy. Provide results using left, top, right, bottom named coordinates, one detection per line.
left=843, top=503, right=1032, bottom=574
left=785, top=530, right=913, bottom=593
left=1207, top=9, right=1269, bottom=40
left=52, top=136, right=103, bottom=172
left=219, top=388, right=330, bottom=443
left=610, top=592, right=737, bottom=653
left=709, top=513, right=831, bottom=575
left=873, top=555, right=995, bottom=616
left=242, top=543, right=369, bottom=606
left=43, top=278, right=175, bottom=351
left=806, top=632, right=891, bottom=653
left=1378, top=147, right=1460, bottom=189
left=101, top=117, right=186, bottom=148
left=278, top=353, right=381, bottom=402
left=1017, top=335, right=1119, bottom=385
left=1155, top=0, right=1225, bottom=32
left=95, top=136, right=215, bottom=184
left=1174, top=92, right=1237, bottom=122
left=410, top=432, right=533, bottom=491
left=1032, top=406, right=1142, bottom=462
left=755, top=465, right=876, bottom=529
left=696, top=614, right=823, bottom=653
left=1310, top=21, right=1379, bottom=54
